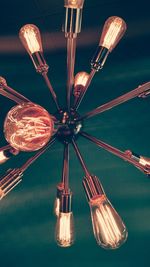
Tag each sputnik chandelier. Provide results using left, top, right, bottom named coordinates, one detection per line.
left=0, top=0, right=150, bottom=249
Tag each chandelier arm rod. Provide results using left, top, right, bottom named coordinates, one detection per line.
left=71, top=138, right=90, bottom=177
left=76, top=81, right=150, bottom=121
left=67, top=36, right=77, bottom=111
left=41, top=72, right=61, bottom=111
left=0, top=144, right=12, bottom=152
left=20, top=135, right=57, bottom=173
left=0, top=88, right=30, bottom=104
left=73, top=69, right=96, bottom=110
left=62, top=142, right=69, bottom=190
left=80, top=131, right=147, bottom=174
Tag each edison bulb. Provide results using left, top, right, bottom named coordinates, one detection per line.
left=55, top=212, right=74, bottom=247
left=64, top=0, right=84, bottom=9
left=99, top=16, right=127, bottom=52
left=4, top=103, right=54, bottom=151
left=74, top=72, right=89, bottom=98
left=19, top=24, right=42, bottom=55
left=89, top=195, right=128, bottom=249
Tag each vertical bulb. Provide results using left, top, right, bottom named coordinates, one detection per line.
left=55, top=212, right=74, bottom=247
left=99, top=16, right=127, bottom=52
left=64, top=0, right=84, bottom=9
left=19, top=24, right=43, bottom=55
left=89, top=195, right=128, bottom=249
left=54, top=183, right=64, bottom=217
left=74, top=72, right=89, bottom=98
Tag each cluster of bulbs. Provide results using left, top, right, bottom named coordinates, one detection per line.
left=0, top=0, right=150, bottom=249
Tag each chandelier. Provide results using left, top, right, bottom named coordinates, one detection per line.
left=0, top=0, right=150, bottom=249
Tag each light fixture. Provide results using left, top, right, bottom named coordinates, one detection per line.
left=0, top=0, right=150, bottom=249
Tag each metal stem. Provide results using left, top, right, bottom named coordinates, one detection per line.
left=62, top=143, right=69, bottom=190
left=20, top=136, right=56, bottom=172
left=77, top=81, right=150, bottom=121
left=72, top=139, right=90, bottom=177
left=0, top=85, right=30, bottom=104
left=73, top=69, right=96, bottom=110
left=67, top=36, right=77, bottom=111
left=80, top=131, right=147, bottom=174
left=42, top=72, right=60, bottom=111
left=0, top=144, right=12, bottom=152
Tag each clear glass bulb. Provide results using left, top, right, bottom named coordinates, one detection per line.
left=19, top=24, right=43, bottom=55
left=139, top=156, right=150, bottom=167
left=74, top=72, right=89, bottom=87
left=54, top=198, right=60, bottom=217
left=0, top=151, right=9, bottom=164
left=55, top=212, right=74, bottom=247
left=64, top=0, right=84, bottom=9
left=99, top=16, right=127, bottom=52
left=89, top=195, right=128, bottom=249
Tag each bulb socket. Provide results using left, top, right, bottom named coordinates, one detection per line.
left=83, top=175, right=104, bottom=202
left=63, top=8, right=83, bottom=37
left=60, top=191, right=72, bottom=213
left=130, top=152, right=140, bottom=162
left=56, top=183, right=65, bottom=198
left=0, top=169, right=23, bottom=200
left=31, top=52, right=49, bottom=74
left=91, top=46, right=109, bottom=71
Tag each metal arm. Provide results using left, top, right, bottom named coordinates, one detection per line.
left=20, top=135, right=56, bottom=172
left=76, top=81, right=150, bottom=121
left=71, top=138, right=90, bottom=177
left=62, top=142, right=70, bottom=190
left=41, top=72, right=61, bottom=111
left=80, top=131, right=150, bottom=175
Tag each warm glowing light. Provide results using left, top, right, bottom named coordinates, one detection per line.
left=74, top=72, right=89, bottom=87
left=0, top=151, right=9, bottom=164
left=90, top=195, right=128, bottom=249
left=19, top=24, right=42, bottom=54
left=55, top=212, right=74, bottom=247
left=4, top=103, right=54, bottom=152
left=139, top=156, right=150, bottom=166
left=99, top=16, right=127, bottom=52
left=64, top=0, right=84, bottom=9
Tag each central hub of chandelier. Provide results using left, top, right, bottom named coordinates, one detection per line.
left=56, top=110, right=83, bottom=143
left=0, top=0, right=150, bottom=250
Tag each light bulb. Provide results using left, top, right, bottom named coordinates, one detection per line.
left=0, top=76, right=7, bottom=87
left=0, top=147, right=19, bottom=164
left=99, top=16, right=127, bottom=52
left=19, top=24, right=42, bottom=55
left=83, top=175, right=128, bottom=249
left=55, top=212, right=74, bottom=247
left=64, top=0, right=84, bottom=9
left=54, top=183, right=64, bottom=217
left=19, top=24, right=49, bottom=73
left=55, top=191, right=74, bottom=247
left=91, top=16, right=126, bottom=71
left=74, top=72, right=89, bottom=98
left=4, top=102, right=54, bottom=152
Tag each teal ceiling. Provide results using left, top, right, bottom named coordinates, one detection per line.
left=0, top=1, right=150, bottom=267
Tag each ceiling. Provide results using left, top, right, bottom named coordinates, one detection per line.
left=0, top=1, right=150, bottom=267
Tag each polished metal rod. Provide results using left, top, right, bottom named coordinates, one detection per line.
left=0, top=144, right=12, bottom=152
left=42, top=72, right=61, bottom=111
left=67, top=37, right=77, bottom=111
left=73, top=68, right=96, bottom=110
left=80, top=131, right=148, bottom=175
left=0, top=85, right=31, bottom=104
left=77, top=81, right=150, bottom=121
left=62, top=143, right=69, bottom=190
left=72, top=139, right=90, bottom=177
left=20, top=136, right=57, bottom=172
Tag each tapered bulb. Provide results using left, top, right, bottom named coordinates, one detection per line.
left=54, top=183, right=64, bottom=217
left=19, top=24, right=42, bottom=55
left=99, top=16, right=127, bottom=52
left=74, top=72, right=89, bottom=98
left=89, top=195, right=128, bottom=249
left=64, top=0, right=84, bottom=9
left=139, top=156, right=150, bottom=167
left=55, top=212, right=74, bottom=247
left=0, top=151, right=9, bottom=164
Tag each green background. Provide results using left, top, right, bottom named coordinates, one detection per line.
left=0, top=0, right=150, bottom=266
